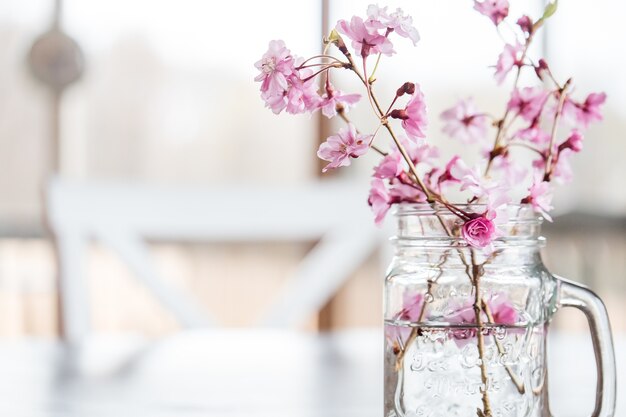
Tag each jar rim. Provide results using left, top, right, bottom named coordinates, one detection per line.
left=392, top=203, right=546, bottom=248
left=393, top=203, right=544, bottom=223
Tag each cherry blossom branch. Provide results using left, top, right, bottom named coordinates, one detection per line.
left=342, top=51, right=435, bottom=202
left=544, top=79, right=572, bottom=179
left=327, top=35, right=446, bottom=208
left=391, top=216, right=524, bottom=406
left=464, top=252, right=526, bottom=398
left=394, top=214, right=467, bottom=370
left=382, top=120, right=435, bottom=203
left=334, top=35, right=532, bottom=414
left=484, top=33, right=536, bottom=176
left=471, top=249, right=493, bottom=417
left=392, top=221, right=526, bottom=398
left=394, top=235, right=498, bottom=414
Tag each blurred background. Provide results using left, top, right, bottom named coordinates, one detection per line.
left=0, top=0, right=624, bottom=341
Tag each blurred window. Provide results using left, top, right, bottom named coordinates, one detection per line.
left=0, top=1, right=624, bottom=336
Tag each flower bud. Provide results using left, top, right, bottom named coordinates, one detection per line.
left=389, top=109, right=409, bottom=120
left=516, top=15, right=533, bottom=36
left=396, top=82, right=416, bottom=97
left=558, top=130, right=584, bottom=153
left=328, top=30, right=350, bottom=57
left=534, top=59, right=549, bottom=80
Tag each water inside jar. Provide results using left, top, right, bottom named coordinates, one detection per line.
left=384, top=321, right=546, bottom=417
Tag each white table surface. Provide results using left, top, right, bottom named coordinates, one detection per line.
left=0, top=329, right=623, bottom=417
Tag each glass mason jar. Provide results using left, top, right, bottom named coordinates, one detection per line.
left=384, top=204, right=616, bottom=417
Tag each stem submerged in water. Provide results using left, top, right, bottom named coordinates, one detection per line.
left=471, top=249, right=493, bottom=417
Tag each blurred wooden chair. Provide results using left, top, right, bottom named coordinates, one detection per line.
left=45, top=177, right=382, bottom=343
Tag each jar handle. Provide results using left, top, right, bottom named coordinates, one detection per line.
left=553, top=275, right=617, bottom=417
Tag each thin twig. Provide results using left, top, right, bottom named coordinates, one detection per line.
left=394, top=250, right=451, bottom=371
left=507, top=141, right=545, bottom=156
left=481, top=299, right=526, bottom=394
left=544, top=79, right=572, bottom=178
left=297, top=54, right=344, bottom=68
left=368, top=52, right=383, bottom=83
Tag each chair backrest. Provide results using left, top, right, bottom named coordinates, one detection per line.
left=46, top=177, right=383, bottom=342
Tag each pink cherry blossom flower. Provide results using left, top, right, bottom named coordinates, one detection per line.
left=449, top=158, right=481, bottom=190
left=489, top=298, right=519, bottom=326
left=391, top=84, right=428, bottom=140
left=260, top=64, right=321, bottom=115
left=336, top=16, right=395, bottom=58
left=551, top=151, right=574, bottom=184
left=373, top=136, right=438, bottom=180
left=517, top=15, right=533, bottom=36
left=494, top=42, right=523, bottom=85
left=368, top=178, right=391, bottom=224
left=284, top=73, right=323, bottom=114
left=363, top=5, right=386, bottom=32
left=373, top=152, right=404, bottom=179
left=521, top=180, right=553, bottom=221
left=474, top=0, right=509, bottom=26
left=462, top=215, right=497, bottom=248
left=404, top=137, right=439, bottom=165
left=386, top=291, right=425, bottom=349
left=317, top=124, right=370, bottom=172
left=452, top=161, right=510, bottom=216
left=261, top=90, right=289, bottom=115
left=563, top=92, right=607, bottom=129
left=396, top=292, right=424, bottom=321
left=515, top=122, right=551, bottom=145
left=367, top=5, right=420, bottom=45
left=320, top=81, right=361, bottom=118
left=490, top=154, right=528, bottom=185
left=486, top=194, right=512, bottom=227
left=474, top=0, right=509, bottom=25
left=369, top=166, right=427, bottom=225
left=446, top=302, right=476, bottom=346
left=507, top=87, right=549, bottom=122
left=447, top=296, right=519, bottom=346
left=440, top=98, right=489, bottom=144
left=533, top=151, right=574, bottom=184
left=389, top=180, right=427, bottom=203
left=424, top=167, right=441, bottom=190
left=459, top=171, right=501, bottom=210
left=446, top=155, right=471, bottom=181
left=434, top=155, right=463, bottom=187
left=558, top=130, right=583, bottom=153
left=254, top=40, right=295, bottom=96
left=534, top=58, right=550, bottom=80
